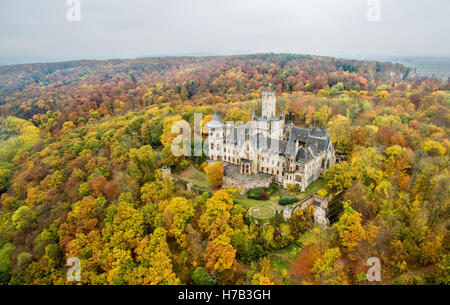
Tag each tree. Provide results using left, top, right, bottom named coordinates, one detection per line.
left=16, top=251, right=33, bottom=274
left=350, top=147, right=384, bottom=188
left=422, top=140, right=446, bottom=156
left=204, top=233, right=236, bottom=273
left=199, top=188, right=237, bottom=240
left=133, top=227, right=180, bottom=285
left=105, top=201, right=144, bottom=249
left=251, top=257, right=275, bottom=285
left=0, top=243, right=14, bottom=284
left=161, top=197, right=194, bottom=248
left=128, top=145, right=157, bottom=183
left=192, top=267, right=216, bottom=285
left=335, top=202, right=365, bottom=253
left=12, top=206, right=37, bottom=231
left=232, top=225, right=264, bottom=262
left=311, top=247, right=347, bottom=284
left=204, top=162, right=224, bottom=188
left=140, top=171, right=175, bottom=204
left=325, top=161, right=355, bottom=191
left=328, top=114, right=351, bottom=154
left=313, top=105, right=331, bottom=127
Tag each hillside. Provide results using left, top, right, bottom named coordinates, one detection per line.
left=0, top=54, right=448, bottom=285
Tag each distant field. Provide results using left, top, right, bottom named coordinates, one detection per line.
left=400, top=57, right=450, bottom=78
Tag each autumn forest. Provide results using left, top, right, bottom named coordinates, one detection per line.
left=0, top=54, right=448, bottom=285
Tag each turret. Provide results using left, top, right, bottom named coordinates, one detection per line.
left=261, top=92, right=276, bottom=120
left=206, top=110, right=224, bottom=161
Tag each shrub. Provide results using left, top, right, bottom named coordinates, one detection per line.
left=259, top=190, right=269, bottom=200
left=268, top=182, right=280, bottom=195
left=286, top=184, right=301, bottom=193
left=247, top=188, right=267, bottom=200
left=178, top=159, right=190, bottom=170
left=279, top=197, right=299, bottom=206
left=317, top=188, right=328, bottom=197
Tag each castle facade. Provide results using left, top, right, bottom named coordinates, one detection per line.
left=206, top=92, right=335, bottom=191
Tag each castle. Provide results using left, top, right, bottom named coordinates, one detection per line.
left=206, top=92, right=335, bottom=191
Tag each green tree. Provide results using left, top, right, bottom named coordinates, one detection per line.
left=12, top=206, right=37, bottom=231
left=192, top=267, right=216, bottom=285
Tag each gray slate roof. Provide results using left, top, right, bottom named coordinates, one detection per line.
left=206, top=110, right=224, bottom=128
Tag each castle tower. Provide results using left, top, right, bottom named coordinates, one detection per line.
left=206, top=110, right=224, bottom=161
left=261, top=92, right=276, bottom=120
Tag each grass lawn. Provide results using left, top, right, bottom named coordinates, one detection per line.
left=177, top=164, right=211, bottom=190
left=293, top=177, right=328, bottom=200
left=250, top=206, right=276, bottom=219
left=305, top=178, right=327, bottom=194
left=234, top=193, right=285, bottom=211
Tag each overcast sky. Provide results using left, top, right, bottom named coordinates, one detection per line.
left=0, top=0, right=449, bottom=65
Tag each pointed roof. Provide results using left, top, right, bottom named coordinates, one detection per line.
left=206, top=110, right=224, bottom=128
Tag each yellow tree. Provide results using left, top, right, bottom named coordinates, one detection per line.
left=328, top=114, right=351, bottom=154
left=313, top=105, right=331, bottom=127
left=251, top=257, right=275, bottom=285
left=325, top=161, right=356, bottom=191
left=204, top=233, right=236, bottom=273
left=140, top=170, right=175, bottom=205
left=133, top=227, right=180, bottom=285
left=311, top=247, right=347, bottom=284
left=350, top=147, right=384, bottom=188
left=160, top=115, right=185, bottom=166
left=199, top=188, right=236, bottom=239
left=335, top=202, right=365, bottom=253
left=204, top=162, right=224, bottom=188
left=160, top=197, right=195, bottom=248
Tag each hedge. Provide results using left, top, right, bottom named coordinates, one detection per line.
left=278, top=197, right=299, bottom=206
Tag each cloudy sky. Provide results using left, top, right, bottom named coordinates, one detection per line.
left=0, top=0, right=449, bottom=64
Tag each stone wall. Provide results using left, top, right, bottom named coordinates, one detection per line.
left=223, top=175, right=273, bottom=193
left=285, top=194, right=330, bottom=227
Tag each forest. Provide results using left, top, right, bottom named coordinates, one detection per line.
left=0, top=53, right=448, bottom=285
